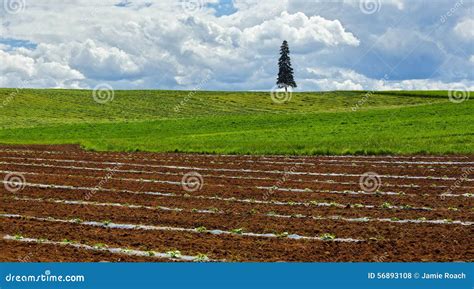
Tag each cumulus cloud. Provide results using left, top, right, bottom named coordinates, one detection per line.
left=0, top=49, right=84, bottom=88
left=305, top=67, right=474, bottom=91
left=454, top=18, right=474, bottom=40
left=0, top=0, right=472, bottom=90
left=241, top=12, right=360, bottom=53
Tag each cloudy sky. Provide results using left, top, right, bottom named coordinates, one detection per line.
left=0, top=0, right=473, bottom=91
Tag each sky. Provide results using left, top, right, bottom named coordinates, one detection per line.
left=0, top=0, right=473, bottom=91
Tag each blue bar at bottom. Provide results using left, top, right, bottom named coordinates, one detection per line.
left=0, top=263, right=472, bottom=289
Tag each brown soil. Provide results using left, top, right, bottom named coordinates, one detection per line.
left=0, top=145, right=473, bottom=262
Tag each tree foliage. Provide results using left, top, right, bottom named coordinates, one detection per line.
left=277, top=40, right=296, bottom=92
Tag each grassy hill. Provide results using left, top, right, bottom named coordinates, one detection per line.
left=0, top=88, right=472, bottom=155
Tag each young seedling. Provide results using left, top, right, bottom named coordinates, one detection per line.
left=14, top=234, right=23, bottom=240
left=231, top=228, right=244, bottom=235
left=61, top=239, right=72, bottom=244
left=146, top=251, right=155, bottom=257
left=390, top=217, right=400, bottom=221
left=319, top=233, right=336, bottom=241
left=381, top=202, right=393, bottom=209
left=94, top=243, right=107, bottom=249
left=277, top=232, right=289, bottom=238
left=208, top=207, right=220, bottom=213
left=193, top=253, right=209, bottom=262
left=72, top=218, right=82, bottom=223
left=448, top=207, right=459, bottom=211
left=102, top=220, right=112, bottom=226
left=167, top=250, right=182, bottom=258
left=195, top=226, right=207, bottom=233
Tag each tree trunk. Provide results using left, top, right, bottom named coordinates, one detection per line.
left=285, top=86, right=288, bottom=93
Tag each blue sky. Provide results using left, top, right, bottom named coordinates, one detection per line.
left=0, top=0, right=473, bottom=91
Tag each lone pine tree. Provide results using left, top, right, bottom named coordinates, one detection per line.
left=277, top=40, right=296, bottom=92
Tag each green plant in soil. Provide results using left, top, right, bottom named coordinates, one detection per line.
left=94, top=243, right=107, bottom=249
left=195, top=226, right=207, bottom=233
left=231, top=228, right=244, bottom=235
left=167, top=250, right=182, bottom=258
left=194, top=253, right=209, bottom=262
left=320, top=233, right=336, bottom=241
left=14, top=234, right=24, bottom=240
left=381, top=202, right=393, bottom=209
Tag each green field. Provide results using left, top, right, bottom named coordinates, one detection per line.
left=0, top=88, right=472, bottom=155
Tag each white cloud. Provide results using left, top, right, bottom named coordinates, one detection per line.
left=0, top=49, right=84, bottom=88
left=305, top=67, right=474, bottom=91
left=454, top=18, right=474, bottom=40
left=241, top=12, right=360, bottom=53
left=0, top=0, right=472, bottom=91
left=0, top=1, right=362, bottom=90
left=69, top=39, right=141, bottom=80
